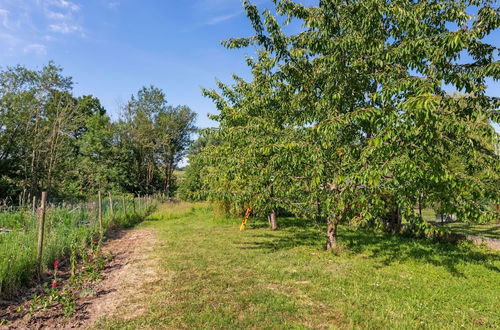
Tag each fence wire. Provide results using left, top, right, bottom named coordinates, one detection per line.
left=0, top=194, right=157, bottom=298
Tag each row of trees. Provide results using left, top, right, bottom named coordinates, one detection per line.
left=0, top=62, right=196, bottom=203
left=181, top=0, right=500, bottom=250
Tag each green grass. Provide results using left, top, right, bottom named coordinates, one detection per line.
left=0, top=198, right=156, bottom=298
left=417, top=208, right=499, bottom=239
left=420, top=208, right=437, bottom=222
left=173, top=170, right=186, bottom=180
left=99, top=202, right=500, bottom=329
left=444, top=222, right=500, bottom=239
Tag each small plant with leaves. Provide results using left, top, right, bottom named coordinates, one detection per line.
left=59, top=290, right=76, bottom=316
left=28, top=280, right=77, bottom=318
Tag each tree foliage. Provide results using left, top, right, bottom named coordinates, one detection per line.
left=193, top=0, right=499, bottom=249
left=0, top=64, right=196, bottom=202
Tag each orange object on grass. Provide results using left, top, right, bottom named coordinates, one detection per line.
left=240, top=207, right=252, bottom=231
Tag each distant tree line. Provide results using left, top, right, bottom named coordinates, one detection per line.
left=0, top=62, right=196, bottom=203
left=180, top=0, right=500, bottom=250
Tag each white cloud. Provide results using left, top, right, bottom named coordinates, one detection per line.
left=0, top=30, right=20, bottom=46
left=0, top=31, right=32, bottom=57
left=23, top=43, right=47, bottom=55
left=0, top=9, right=8, bottom=26
left=45, top=10, right=68, bottom=20
left=0, top=0, right=85, bottom=57
left=43, top=0, right=83, bottom=35
left=0, top=8, right=17, bottom=30
left=48, top=0, right=80, bottom=12
left=49, top=22, right=81, bottom=34
left=43, top=34, right=56, bottom=41
left=207, top=12, right=239, bottom=25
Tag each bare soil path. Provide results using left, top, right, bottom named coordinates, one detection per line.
left=1, top=227, right=160, bottom=329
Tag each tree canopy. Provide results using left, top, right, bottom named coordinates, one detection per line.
left=0, top=64, right=196, bottom=202
left=185, top=0, right=499, bottom=250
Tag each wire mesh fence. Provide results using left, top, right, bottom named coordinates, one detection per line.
left=0, top=193, right=158, bottom=298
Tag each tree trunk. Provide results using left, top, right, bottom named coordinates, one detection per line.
left=269, top=209, right=278, bottom=230
left=163, top=156, right=174, bottom=196
left=418, top=193, right=423, bottom=219
left=164, top=163, right=170, bottom=196
left=325, top=219, right=338, bottom=252
left=386, top=207, right=400, bottom=233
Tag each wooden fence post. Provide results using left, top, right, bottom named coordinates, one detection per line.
left=32, top=196, right=36, bottom=215
left=108, top=192, right=114, bottom=216
left=122, top=196, right=126, bottom=216
left=37, top=192, right=47, bottom=276
left=98, top=191, right=103, bottom=236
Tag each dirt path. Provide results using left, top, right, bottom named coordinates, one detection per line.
left=465, top=235, right=500, bottom=250
left=2, top=228, right=160, bottom=329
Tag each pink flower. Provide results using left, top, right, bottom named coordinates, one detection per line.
left=53, top=261, right=59, bottom=269
left=52, top=280, right=58, bottom=288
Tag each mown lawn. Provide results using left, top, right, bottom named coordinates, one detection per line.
left=420, top=208, right=499, bottom=239
left=444, top=222, right=500, bottom=240
left=98, top=202, right=500, bottom=329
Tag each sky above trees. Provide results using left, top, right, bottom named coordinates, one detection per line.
left=0, top=0, right=498, bottom=129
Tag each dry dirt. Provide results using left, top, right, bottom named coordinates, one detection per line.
left=465, top=235, right=500, bottom=250
left=1, top=227, right=160, bottom=329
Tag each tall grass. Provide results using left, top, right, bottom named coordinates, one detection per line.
left=0, top=196, right=157, bottom=298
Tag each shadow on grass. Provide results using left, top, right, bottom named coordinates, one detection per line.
left=343, top=229, right=500, bottom=277
left=242, top=220, right=500, bottom=277
left=446, top=223, right=500, bottom=239
left=249, top=216, right=319, bottom=230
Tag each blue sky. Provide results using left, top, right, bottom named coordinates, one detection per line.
left=0, top=0, right=273, bottom=127
left=0, top=0, right=498, bottom=130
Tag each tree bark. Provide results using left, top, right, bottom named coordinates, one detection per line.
left=164, top=162, right=170, bottom=196
left=418, top=193, right=423, bottom=219
left=269, top=209, right=278, bottom=230
left=325, top=219, right=338, bottom=252
left=386, top=207, right=401, bottom=233
left=163, top=157, right=174, bottom=196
